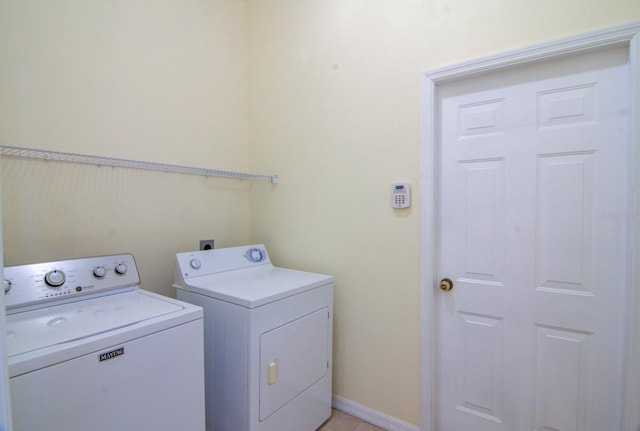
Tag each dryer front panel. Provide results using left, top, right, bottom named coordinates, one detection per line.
left=259, top=307, right=329, bottom=421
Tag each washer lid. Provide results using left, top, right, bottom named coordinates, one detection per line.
left=179, top=265, right=332, bottom=308
left=6, top=291, right=184, bottom=357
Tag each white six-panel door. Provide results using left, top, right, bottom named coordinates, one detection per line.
left=436, top=45, right=630, bottom=431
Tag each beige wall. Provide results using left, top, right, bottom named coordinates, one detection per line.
left=2, top=0, right=640, bottom=428
left=0, top=0, right=250, bottom=297
left=247, top=1, right=640, bottom=426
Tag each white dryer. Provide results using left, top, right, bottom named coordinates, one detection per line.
left=173, top=244, right=333, bottom=431
left=4, top=254, right=205, bottom=431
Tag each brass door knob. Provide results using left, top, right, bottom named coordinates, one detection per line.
left=439, top=278, right=453, bottom=291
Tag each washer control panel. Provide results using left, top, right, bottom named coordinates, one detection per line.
left=3, top=254, right=139, bottom=311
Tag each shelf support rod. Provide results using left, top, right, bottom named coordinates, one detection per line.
left=0, top=145, right=278, bottom=184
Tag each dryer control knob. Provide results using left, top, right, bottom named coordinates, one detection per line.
left=190, top=258, right=202, bottom=270
left=114, top=263, right=128, bottom=275
left=44, top=270, right=66, bottom=287
left=245, top=248, right=265, bottom=263
left=3, top=279, right=11, bottom=293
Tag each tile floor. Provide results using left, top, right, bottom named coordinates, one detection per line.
left=318, top=409, right=385, bottom=431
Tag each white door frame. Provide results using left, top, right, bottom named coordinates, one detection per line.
left=420, top=21, right=640, bottom=431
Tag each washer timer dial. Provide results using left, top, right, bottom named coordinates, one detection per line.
left=44, top=270, right=66, bottom=287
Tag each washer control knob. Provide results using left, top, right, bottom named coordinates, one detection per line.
left=114, top=263, right=128, bottom=275
left=190, top=258, right=202, bottom=270
left=44, top=270, right=66, bottom=287
left=3, top=279, right=11, bottom=293
left=93, top=266, right=107, bottom=278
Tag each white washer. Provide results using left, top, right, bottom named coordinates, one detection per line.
left=173, top=244, right=333, bottom=431
left=4, top=254, right=205, bottom=431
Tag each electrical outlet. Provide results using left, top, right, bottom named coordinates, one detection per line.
left=199, top=239, right=214, bottom=251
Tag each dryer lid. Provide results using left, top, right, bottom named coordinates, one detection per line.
left=177, top=265, right=332, bottom=308
left=6, top=291, right=184, bottom=357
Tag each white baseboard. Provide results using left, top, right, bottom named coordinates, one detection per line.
left=331, top=395, right=420, bottom=431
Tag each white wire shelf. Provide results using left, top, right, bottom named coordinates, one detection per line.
left=0, top=145, right=278, bottom=184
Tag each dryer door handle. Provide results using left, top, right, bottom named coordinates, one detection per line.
left=268, top=360, right=278, bottom=385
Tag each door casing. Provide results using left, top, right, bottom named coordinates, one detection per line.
left=420, top=20, right=640, bottom=431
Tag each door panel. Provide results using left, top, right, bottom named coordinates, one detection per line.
left=533, top=326, right=591, bottom=431
left=458, top=159, right=505, bottom=284
left=437, top=46, right=629, bottom=431
left=537, top=153, right=594, bottom=294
